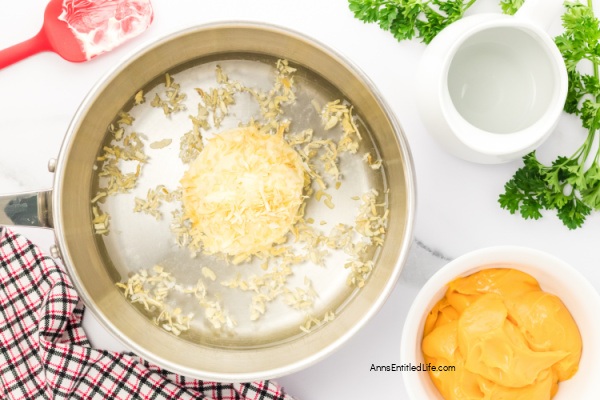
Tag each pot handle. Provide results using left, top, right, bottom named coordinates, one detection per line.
left=0, top=190, right=53, bottom=228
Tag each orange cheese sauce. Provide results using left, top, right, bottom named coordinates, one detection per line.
left=422, top=268, right=582, bottom=399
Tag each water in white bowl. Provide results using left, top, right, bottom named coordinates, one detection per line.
left=447, top=27, right=556, bottom=134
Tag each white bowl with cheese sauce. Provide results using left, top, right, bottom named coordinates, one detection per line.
left=401, top=246, right=600, bottom=400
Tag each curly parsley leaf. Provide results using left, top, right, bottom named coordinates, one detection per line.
left=556, top=197, right=591, bottom=229
left=499, top=151, right=592, bottom=229
left=348, top=0, right=481, bottom=43
left=348, top=1, right=524, bottom=43
left=500, top=0, right=525, bottom=15
left=499, top=1, right=600, bottom=229
left=498, top=153, right=548, bottom=220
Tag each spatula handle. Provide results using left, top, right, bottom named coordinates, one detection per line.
left=0, top=30, right=51, bottom=70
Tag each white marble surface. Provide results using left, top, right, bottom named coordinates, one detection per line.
left=1, top=1, right=599, bottom=399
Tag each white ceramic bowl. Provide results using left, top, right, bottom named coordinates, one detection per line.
left=401, top=246, right=600, bottom=400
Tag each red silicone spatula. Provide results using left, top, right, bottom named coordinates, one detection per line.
left=0, top=0, right=153, bottom=70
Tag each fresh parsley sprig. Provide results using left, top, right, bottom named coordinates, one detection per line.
left=348, top=0, right=522, bottom=43
left=499, top=1, right=600, bottom=229
left=348, top=0, right=476, bottom=43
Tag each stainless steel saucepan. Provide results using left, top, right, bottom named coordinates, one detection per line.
left=0, top=22, right=416, bottom=382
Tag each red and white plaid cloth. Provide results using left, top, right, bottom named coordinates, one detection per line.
left=0, top=227, right=296, bottom=400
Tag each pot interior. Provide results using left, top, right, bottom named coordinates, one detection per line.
left=54, top=23, right=414, bottom=381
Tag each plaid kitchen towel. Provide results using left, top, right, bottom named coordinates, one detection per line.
left=0, top=227, right=295, bottom=400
